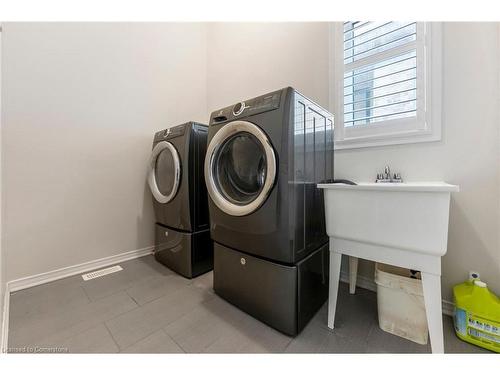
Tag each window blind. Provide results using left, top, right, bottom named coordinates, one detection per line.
left=343, top=22, right=418, bottom=127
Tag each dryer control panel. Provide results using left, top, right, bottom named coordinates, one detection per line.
left=154, top=123, right=187, bottom=142
left=210, top=90, right=282, bottom=125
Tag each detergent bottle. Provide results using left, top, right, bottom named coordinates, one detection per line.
left=453, top=277, right=500, bottom=352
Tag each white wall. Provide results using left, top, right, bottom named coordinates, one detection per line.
left=207, top=23, right=330, bottom=115
left=2, top=23, right=208, bottom=281
left=206, top=22, right=500, bottom=301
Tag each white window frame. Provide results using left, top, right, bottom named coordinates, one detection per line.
left=330, top=22, right=442, bottom=150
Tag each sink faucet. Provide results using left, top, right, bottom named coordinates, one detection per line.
left=384, top=165, right=391, bottom=180
left=376, top=165, right=403, bottom=183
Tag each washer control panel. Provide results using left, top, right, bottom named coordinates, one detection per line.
left=154, top=123, right=186, bottom=141
left=211, top=90, right=282, bottom=124
left=163, top=124, right=186, bottom=139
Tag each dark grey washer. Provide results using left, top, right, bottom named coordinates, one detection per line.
left=148, top=122, right=213, bottom=278
left=205, top=87, right=334, bottom=336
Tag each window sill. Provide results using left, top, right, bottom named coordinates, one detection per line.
left=334, top=129, right=441, bottom=150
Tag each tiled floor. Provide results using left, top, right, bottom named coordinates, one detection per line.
left=8, top=255, right=488, bottom=353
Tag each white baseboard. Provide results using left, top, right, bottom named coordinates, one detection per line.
left=1, top=284, right=10, bottom=353
left=442, top=300, right=455, bottom=317
left=8, top=245, right=154, bottom=293
left=339, top=270, right=455, bottom=317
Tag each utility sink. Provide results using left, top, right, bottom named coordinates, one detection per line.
left=317, top=182, right=459, bottom=256
left=317, top=181, right=459, bottom=353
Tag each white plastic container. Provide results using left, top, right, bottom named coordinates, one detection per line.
left=375, top=263, right=429, bottom=345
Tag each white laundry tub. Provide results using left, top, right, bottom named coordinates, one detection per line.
left=317, top=182, right=459, bottom=256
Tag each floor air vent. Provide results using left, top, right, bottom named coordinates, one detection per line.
left=81, top=265, right=123, bottom=281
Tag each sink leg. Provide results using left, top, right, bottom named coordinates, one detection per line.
left=328, top=251, right=342, bottom=329
left=349, top=256, right=358, bottom=294
left=421, top=272, right=445, bottom=353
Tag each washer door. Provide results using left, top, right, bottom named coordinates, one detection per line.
left=148, top=141, right=181, bottom=204
left=205, top=120, right=276, bottom=216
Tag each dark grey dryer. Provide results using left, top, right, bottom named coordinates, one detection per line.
left=205, top=88, right=334, bottom=335
left=148, top=122, right=213, bottom=278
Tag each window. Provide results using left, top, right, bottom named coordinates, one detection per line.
left=331, top=22, right=442, bottom=149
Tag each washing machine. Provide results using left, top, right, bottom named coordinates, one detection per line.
left=204, top=88, right=334, bottom=335
left=148, top=122, right=213, bottom=278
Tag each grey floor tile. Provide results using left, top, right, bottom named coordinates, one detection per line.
left=236, top=318, right=293, bottom=353
left=13, top=273, right=85, bottom=294
left=122, top=330, right=184, bottom=353
left=8, top=252, right=490, bottom=355
left=9, top=281, right=90, bottom=332
left=126, top=273, right=191, bottom=306
left=285, top=319, right=331, bottom=353
left=82, top=256, right=173, bottom=301
left=191, top=272, right=214, bottom=294
left=164, top=296, right=248, bottom=353
left=290, top=285, right=378, bottom=352
left=329, top=283, right=379, bottom=343
left=106, top=284, right=214, bottom=349
left=59, top=324, right=119, bottom=353
left=319, top=333, right=370, bottom=354
left=365, top=322, right=431, bottom=353
left=9, top=291, right=137, bottom=348
left=202, top=327, right=290, bottom=353
left=202, top=301, right=293, bottom=353
left=285, top=305, right=369, bottom=354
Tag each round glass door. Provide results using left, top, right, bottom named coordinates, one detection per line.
left=148, top=141, right=181, bottom=203
left=205, top=121, right=276, bottom=216
left=215, top=132, right=266, bottom=205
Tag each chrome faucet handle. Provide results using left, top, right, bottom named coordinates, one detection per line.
left=384, top=165, right=391, bottom=179
left=376, top=165, right=403, bottom=183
